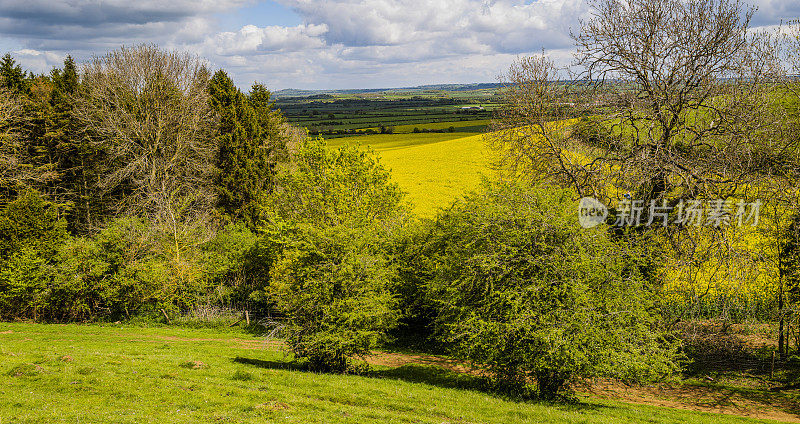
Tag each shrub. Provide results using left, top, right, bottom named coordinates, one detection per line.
left=0, top=191, right=67, bottom=320
left=271, top=225, right=399, bottom=373
left=93, top=216, right=212, bottom=317
left=0, top=190, right=67, bottom=260
left=0, top=247, right=51, bottom=320
left=270, top=137, right=407, bottom=228
left=424, top=181, right=680, bottom=398
left=49, top=237, right=110, bottom=321
left=571, top=116, right=613, bottom=147
left=203, top=223, right=278, bottom=310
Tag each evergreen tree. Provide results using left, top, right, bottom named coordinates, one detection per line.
left=50, top=56, right=99, bottom=232
left=209, top=72, right=287, bottom=227
left=0, top=54, right=29, bottom=93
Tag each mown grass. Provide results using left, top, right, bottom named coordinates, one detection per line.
left=0, top=323, right=786, bottom=423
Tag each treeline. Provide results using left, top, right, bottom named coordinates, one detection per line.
left=0, top=45, right=300, bottom=321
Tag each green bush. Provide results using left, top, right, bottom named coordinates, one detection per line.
left=0, top=191, right=67, bottom=259
left=83, top=216, right=214, bottom=318
left=271, top=225, right=399, bottom=373
left=0, top=191, right=67, bottom=320
left=203, top=223, right=278, bottom=310
left=49, top=237, right=110, bottom=321
left=270, top=137, right=407, bottom=228
left=571, top=116, right=613, bottom=147
left=0, top=247, right=51, bottom=320
left=424, top=181, right=680, bottom=398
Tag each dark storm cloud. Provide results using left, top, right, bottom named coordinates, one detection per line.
left=0, top=0, right=245, bottom=42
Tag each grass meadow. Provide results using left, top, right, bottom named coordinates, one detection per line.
left=0, top=323, right=786, bottom=424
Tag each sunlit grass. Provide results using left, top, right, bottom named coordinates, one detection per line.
left=0, top=323, right=782, bottom=424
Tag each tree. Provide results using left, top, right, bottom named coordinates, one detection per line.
left=74, top=45, right=218, bottom=232
left=488, top=0, right=798, bottom=330
left=492, top=0, right=783, bottom=203
left=47, top=55, right=98, bottom=232
left=269, top=137, right=407, bottom=228
left=271, top=224, right=399, bottom=373
left=0, top=191, right=68, bottom=320
left=209, top=73, right=290, bottom=227
left=0, top=54, right=29, bottom=94
left=424, top=181, right=680, bottom=398
left=265, top=137, right=408, bottom=372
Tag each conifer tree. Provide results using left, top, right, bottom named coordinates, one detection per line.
left=209, top=72, right=288, bottom=227
left=0, top=54, right=29, bottom=93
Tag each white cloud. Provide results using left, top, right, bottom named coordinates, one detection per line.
left=12, top=48, right=65, bottom=71
left=211, top=23, right=328, bottom=55
left=198, top=0, right=589, bottom=87
left=0, top=0, right=794, bottom=89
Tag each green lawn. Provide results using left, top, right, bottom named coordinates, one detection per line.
left=0, top=323, right=787, bottom=423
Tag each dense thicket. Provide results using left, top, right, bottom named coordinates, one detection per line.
left=394, top=181, right=679, bottom=397
left=0, top=47, right=301, bottom=320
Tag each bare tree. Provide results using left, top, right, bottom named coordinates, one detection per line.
left=491, top=0, right=786, bottom=204
left=74, top=45, right=218, bottom=234
left=73, top=45, right=220, bottom=277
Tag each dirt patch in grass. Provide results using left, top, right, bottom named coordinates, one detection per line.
left=7, top=363, right=43, bottom=377
left=365, top=351, right=477, bottom=375
left=580, top=379, right=800, bottom=423
left=180, top=360, right=209, bottom=370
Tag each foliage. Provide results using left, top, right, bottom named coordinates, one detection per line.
left=0, top=53, right=29, bottom=93
left=209, top=72, right=289, bottom=228
left=271, top=224, right=399, bottom=373
left=423, top=181, right=681, bottom=398
left=202, top=223, right=277, bottom=310
left=270, top=136, right=407, bottom=228
left=265, top=136, right=408, bottom=372
left=74, top=45, right=218, bottom=229
left=570, top=116, right=613, bottom=148
left=0, top=191, right=67, bottom=320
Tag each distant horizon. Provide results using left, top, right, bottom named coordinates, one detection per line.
left=0, top=1, right=793, bottom=90
left=270, top=82, right=504, bottom=95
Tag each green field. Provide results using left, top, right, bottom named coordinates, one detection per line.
left=367, top=119, right=490, bottom=134
left=0, top=323, right=783, bottom=424
left=275, top=86, right=499, bottom=137
left=330, top=131, right=498, bottom=216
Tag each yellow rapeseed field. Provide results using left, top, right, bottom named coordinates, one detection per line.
left=331, top=132, right=499, bottom=217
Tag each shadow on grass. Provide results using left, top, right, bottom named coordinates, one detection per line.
left=368, top=363, right=488, bottom=392
left=233, top=356, right=306, bottom=372
left=232, top=356, right=611, bottom=412
left=684, top=381, right=800, bottom=417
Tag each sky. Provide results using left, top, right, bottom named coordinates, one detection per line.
left=0, top=0, right=797, bottom=90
